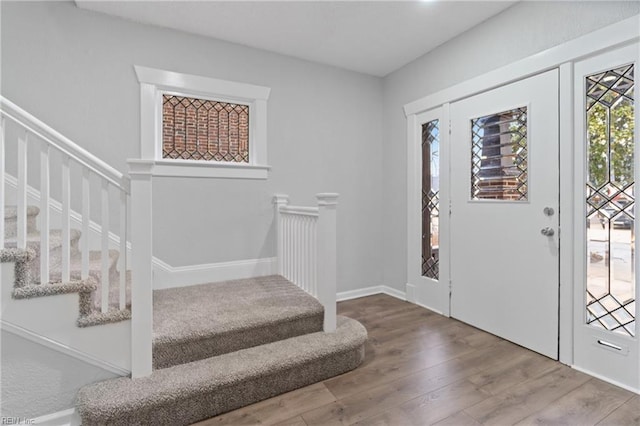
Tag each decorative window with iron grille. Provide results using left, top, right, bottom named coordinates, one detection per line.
left=162, top=94, right=250, bottom=163
left=135, top=66, right=271, bottom=179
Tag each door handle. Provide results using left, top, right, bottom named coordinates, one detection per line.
left=540, top=227, right=555, bottom=237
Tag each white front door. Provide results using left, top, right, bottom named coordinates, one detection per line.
left=449, top=70, right=560, bottom=359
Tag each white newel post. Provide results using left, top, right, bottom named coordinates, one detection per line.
left=127, top=160, right=154, bottom=378
left=316, top=193, right=338, bottom=332
left=273, top=194, right=289, bottom=275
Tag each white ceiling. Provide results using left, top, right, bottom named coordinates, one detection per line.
left=75, top=1, right=517, bottom=77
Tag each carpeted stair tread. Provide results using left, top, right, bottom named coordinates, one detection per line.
left=4, top=205, right=40, bottom=238
left=12, top=280, right=96, bottom=299
left=77, top=308, right=132, bottom=328
left=48, top=249, right=119, bottom=282
left=152, top=275, right=324, bottom=369
left=4, top=228, right=82, bottom=252
left=76, top=316, right=367, bottom=426
left=4, top=205, right=40, bottom=219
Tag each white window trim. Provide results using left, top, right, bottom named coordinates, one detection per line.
left=134, top=65, right=271, bottom=179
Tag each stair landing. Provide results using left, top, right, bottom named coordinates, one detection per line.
left=152, top=275, right=325, bottom=369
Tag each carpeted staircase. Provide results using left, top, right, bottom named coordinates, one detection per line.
left=2, top=205, right=131, bottom=326
left=77, top=276, right=367, bottom=425
left=2, top=206, right=367, bottom=425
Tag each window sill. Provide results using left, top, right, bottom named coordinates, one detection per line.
left=141, top=159, right=270, bottom=179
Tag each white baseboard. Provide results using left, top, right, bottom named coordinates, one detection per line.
left=571, top=365, right=640, bottom=395
left=153, top=257, right=278, bottom=290
left=1, top=320, right=129, bottom=376
left=33, top=408, right=80, bottom=426
left=337, top=285, right=406, bottom=302
left=404, top=282, right=445, bottom=316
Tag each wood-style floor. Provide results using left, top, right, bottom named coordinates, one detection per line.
left=195, top=294, right=640, bottom=426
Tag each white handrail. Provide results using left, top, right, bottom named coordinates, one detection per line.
left=0, top=96, right=129, bottom=191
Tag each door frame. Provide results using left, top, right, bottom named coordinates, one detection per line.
left=404, top=15, right=639, bottom=375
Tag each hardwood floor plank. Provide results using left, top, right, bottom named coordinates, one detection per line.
left=194, top=383, right=335, bottom=426
left=396, top=379, right=491, bottom=425
left=515, top=379, right=633, bottom=425
left=323, top=334, right=505, bottom=401
left=464, top=365, right=592, bottom=425
left=432, top=411, right=482, bottom=426
left=467, top=350, right=558, bottom=396
left=598, top=395, right=640, bottom=426
left=200, top=295, right=637, bottom=426
left=272, top=416, right=308, bottom=426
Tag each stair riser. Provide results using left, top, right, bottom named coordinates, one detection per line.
left=77, top=316, right=367, bottom=426
left=153, top=313, right=324, bottom=369
left=82, top=348, right=364, bottom=426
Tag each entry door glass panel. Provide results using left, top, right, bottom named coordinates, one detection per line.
left=586, top=63, right=635, bottom=337
left=422, top=120, right=440, bottom=279
left=471, top=107, right=528, bottom=201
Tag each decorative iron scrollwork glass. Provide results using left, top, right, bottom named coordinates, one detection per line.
left=422, top=120, right=439, bottom=279
left=162, top=94, right=250, bottom=162
left=585, top=64, right=635, bottom=336
left=471, top=108, right=528, bottom=201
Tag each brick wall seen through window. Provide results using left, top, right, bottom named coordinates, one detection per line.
left=162, top=94, right=249, bottom=162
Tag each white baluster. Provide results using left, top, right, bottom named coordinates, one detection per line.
left=0, top=117, right=5, bottom=248
left=81, top=169, right=90, bottom=280
left=119, top=191, right=127, bottom=311
left=311, top=218, right=317, bottom=297
left=61, top=155, right=70, bottom=282
left=292, top=215, right=297, bottom=286
left=305, top=216, right=315, bottom=296
left=285, top=215, right=290, bottom=281
left=287, top=216, right=293, bottom=282
left=40, top=145, right=50, bottom=283
left=272, top=195, right=289, bottom=276
left=303, top=216, right=309, bottom=293
left=17, top=131, right=27, bottom=249
left=101, top=180, right=110, bottom=313
left=295, top=215, right=300, bottom=287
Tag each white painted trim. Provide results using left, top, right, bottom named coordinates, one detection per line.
left=144, top=160, right=270, bottom=179
left=134, top=66, right=271, bottom=101
left=558, top=61, right=574, bottom=365
left=406, top=107, right=450, bottom=315
left=337, top=285, right=406, bottom=302
left=571, top=365, right=640, bottom=395
left=405, top=283, right=445, bottom=315
left=32, top=408, right=81, bottom=426
left=134, top=65, right=271, bottom=178
left=404, top=15, right=640, bottom=116
left=0, top=320, right=129, bottom=376
left=153, top=257, right=278, bottom=290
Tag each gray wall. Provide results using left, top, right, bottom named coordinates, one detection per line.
left=1, top=329, right=118, bottom=418
left=1, top=1, right=384, bottom=292
left=381, top=1, right=640, bottom=291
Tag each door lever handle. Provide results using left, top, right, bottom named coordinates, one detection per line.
left=540, top=227, right=555, bottom=237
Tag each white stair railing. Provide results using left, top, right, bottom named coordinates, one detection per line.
left=0, top=97, right=130, bottom=315
left=274, top=193, right=338, bottom=332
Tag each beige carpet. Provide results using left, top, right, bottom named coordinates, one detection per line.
left=77, top=316, right=367, bottom=425
left=153, top=275, right=324, bottom=369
